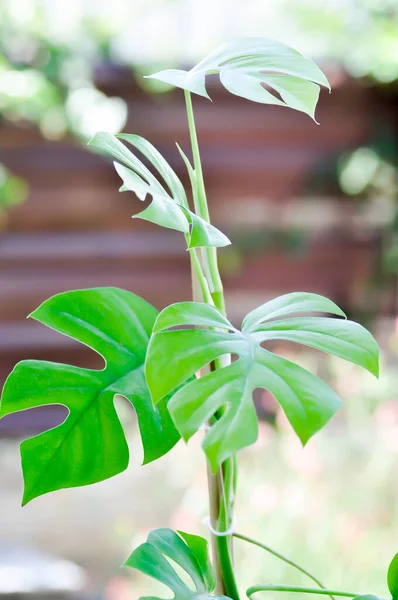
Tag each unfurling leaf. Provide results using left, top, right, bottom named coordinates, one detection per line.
left=0, top=288, right=180, bottom=505
left=146, top=292, right=379, bottom=471
left=148, top=37, right=330, bottom=120
left=88, top=132, right=230, bottom=248
left=125, top=528, right=229, bottom=600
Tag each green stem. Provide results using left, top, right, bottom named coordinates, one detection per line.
left=184, top=90, right=225, bottom=314
left=206, top=464, right=225, bottom=594
left=233, top=533, right=334, bottom=600
left=189, top=247, right=213, bottom=305
left=215, top=457, right=239, bottom=599
left=206, top=461, right=239, bottom=600
left=184, top=89, right=238, bottom=600
left=247, top=586, right=360, bottom=599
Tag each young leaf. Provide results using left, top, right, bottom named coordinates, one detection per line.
left=125, top=528, right=227, bottom=600
left=88, top=132, right=230, bottom=249
left=146, top=293, right=379, bottom=471
left=388, top=553, right=398, bottom=599
left=147, top=37, right=330, bottom=120
left=0, top=288, right=180, bottom=505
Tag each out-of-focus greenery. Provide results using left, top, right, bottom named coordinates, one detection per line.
left=0, top=164, right=27, bottom=224
left=0, top=0, right=128, bottom=221
left=339, top=144, right=398, bottom=272
left=1, top=0, right=397, bottom=141
left=0, top=0, right=128, bottom=140
left=288, top=0, right=398, bottom=83
left=335, top=143, right=398, bottom=319
left=0, top=0, right=397, bottom=152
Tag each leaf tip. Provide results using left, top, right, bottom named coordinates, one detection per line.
left=366, top=345, right=380, bottom=378
left=204, top=446, right=220, bottom=475
left=21, top=486, right=36, bottom=507
left=372, top=361, right=380, bottom=379
left=298, top=432, right=311, bottom=447
left=27, top=306, right=42, bottom=322
left=87, top=131, right=103, bottom=147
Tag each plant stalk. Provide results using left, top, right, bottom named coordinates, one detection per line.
left=246, top=586, right=360, bottom=599
left=184, top=89, right=226, bottom=315
left=184, top=89, right=239, bottom=600
left=206, top=463, right=226, bottom=595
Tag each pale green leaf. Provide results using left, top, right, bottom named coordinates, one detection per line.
left=118, top=133, right=188, bottom=204
left=242, top=292, right=346, bottom=331
left=88, top=132, right=230, bottom=248
left=148, top=37, right=330, bottom=120
left=166, top=342, right=340, bottom=471
left=146, top=295, right=379, bottom=471
left=115, top=161, right=188, bottom=232
left=187, top=211, right=231, bottom=249
left=153, top=301, right=233, bottom=332
left=250, top=317, right=379, bottom=377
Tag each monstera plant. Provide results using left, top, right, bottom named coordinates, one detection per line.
left=1, top=37, right=395, bottom=600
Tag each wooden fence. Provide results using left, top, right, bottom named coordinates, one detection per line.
left=0, top=67, right=395, bottom=432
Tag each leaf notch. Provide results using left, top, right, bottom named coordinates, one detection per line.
left=148, top=37, right=330, bottom=121
left=88, top=132, right=230, bottom=249
left=145, top=292, right=379, bottom=471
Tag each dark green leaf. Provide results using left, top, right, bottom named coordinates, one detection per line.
left=147, top=38, right=330, bottom=120
left=388, top=552, right=398, bottom=599
left=125, top=528, right=227, bottom=600
left=0, top=288, right=180, bottom=504
left=146, top=295, right=379, bottom=471
left=88, top=132, right=230, bottom=248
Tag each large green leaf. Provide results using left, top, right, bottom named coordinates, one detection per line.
left=388, top=553, right=398, bottom=599
left=88, top=132, right=230, bottom=249
left=146, top=292, right=379, bottom=471
left=125, top=528, right=228, bottom=600
left=0, top=287, right=180, bottom=505
left=147, top=37, right=330, bottom=120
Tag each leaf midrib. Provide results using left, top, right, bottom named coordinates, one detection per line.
left=56, top=311, right=146, bottom=362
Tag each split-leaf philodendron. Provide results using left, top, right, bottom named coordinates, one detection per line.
left=1, top=37, right=394, bottom=600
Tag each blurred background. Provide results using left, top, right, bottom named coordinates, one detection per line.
left=1, top=0, right=398, bottom=598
